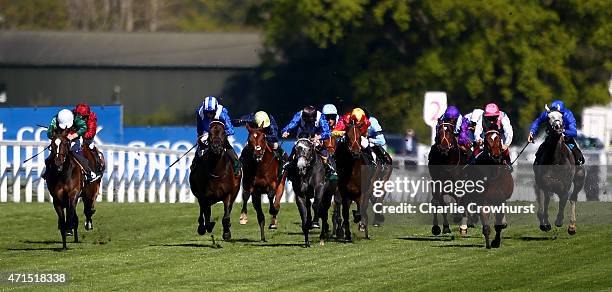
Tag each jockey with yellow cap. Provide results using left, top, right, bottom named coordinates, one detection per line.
left=232, top=110, right=286, bottom=162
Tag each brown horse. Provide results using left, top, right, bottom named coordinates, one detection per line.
left=428, top=122, right=466, bottom=235
left=472, top=129, right=514, bottom=248
left=534, top=110, right=585, bottom=235
left=45, top=130, right=86, bottom=250
left=335, top=123, right=373, bottom=241
left=81, top=144, right=104, bottom=231
left=189, top=121, right=242, bottom=241
left=239, top=124, right=282, bottom=242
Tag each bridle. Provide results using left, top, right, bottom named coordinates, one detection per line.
left=295, top=138, right=315, bottom=175
left=484, top=129, right=503, bottom=163
left=209, top=120, right=226, bottom=154
left=437, top=122, right=456, bottom=153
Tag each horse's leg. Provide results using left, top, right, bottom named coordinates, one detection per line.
left=480, top=208, right=491, bottom=249
left=197, top=199, right=206, bottom=235
left=491, top=210, right=504, bottom=248
left=342, top=197, right=352, bottom=242
left=53, top=202, right=67, bottom=250
left=72, top=195, right=79, bottom=243
left=541, top=191, right=552, bottom=232
left=332, top=194, right=343, bottom=239
left=555, top=191, right=569, bottom=228
left=359, top=195, right=370, bottom=239
left=311, top=188, right=321, bottom=229
left=65, top=191, right=78, bottom=238
left=431, top=196, right=441, bottom=235
left=222, top=197, right=233, bottom=241
left=252, top=194, right=266, bottom=242
left=267, top=193, right=278, bottom=230
left=535, top=186, right=551, bottom=232
left=568, top=166, right=585, bottom=235
left=83, top=196, right=94, bottom=231
left=295, top=195, right=311, bottom=247
left=319, top=189, right=332, bottom=245
left=204, top=201, right=215, bottom=233
left=441, top=196, right=452, bottom=234
left=240, top=190, right=250, bottom=225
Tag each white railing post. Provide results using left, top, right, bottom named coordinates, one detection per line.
left=0, top=141, right=7, bottom=203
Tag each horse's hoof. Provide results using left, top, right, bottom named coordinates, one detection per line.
left=268, top=223, right=277, bottom=230
left=335, top=229, right=344, bottom=239
left=555, top=221, right=563, bottom=228
left=239, top=213, right=248, bottom=225
left=486, top=243, right=492, bottom=249
left=197, top=225, right=206, bottom=235
left=344, top=237, right=352, bottom=243
left=442, top=225, right=451, bottom=234
left=311, top=221, right=320, bottom=229
left=432, top=225, right=441, bottom=236
left=540, top=224, right=552, bottom=232
left=568, top=226, right=576, bottom=235
left=372, top=222, right=381, bottom=227
left=358, top=223, right=366, bottom=232
left=206, top=222, right=216, bottom=233
left=222, top=232, right=232, bottom=241
left=319, top=240, right=325, bottom=246
left=304, top=241, right=311, bottom=248
left=85, top=222, right=93, bottom=231
left=352, top=210, right=361, bottom=223
left=491, top=238, right=501, bottom=248
left=459, top=228, right=468, bottom=237
left=500, top=223, right=507, bottom=229
left=65, top=230, right=73, bottom=236
left=467, top=224, right=475, bottom=228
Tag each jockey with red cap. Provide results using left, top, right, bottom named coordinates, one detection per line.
left=474, top=103, right=513, bottom=166
left=73, top=103, right=104, bottom=174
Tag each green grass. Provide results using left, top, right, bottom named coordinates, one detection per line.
left=0, top=202, right=611, bottom=291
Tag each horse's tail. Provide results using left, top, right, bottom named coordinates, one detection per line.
left=272, top=172, right=287, bottom=214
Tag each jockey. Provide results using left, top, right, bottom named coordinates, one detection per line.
left=45, top=109, right=100, bottom=182
left=366, top=114, right=393, bottom=165
left=72, top=103, right=103, bottom=173
left=464, top=109, right=484, bottom=143
left=194, top=96, right=240, bottom=175
left=528, top=100, right=584, bottom=165
left=331, top=107, right=377, bottom=164
left=281, top=105, right=333, bottom=174
left=474, top=103, right=513, bottom=165
left=435, top=106, right=471, bottom=147
left=282, top=105, right=331, bottom=142
left=322, top=104, right=339, bottom=129
left=233, top=110, right=285, bottom=160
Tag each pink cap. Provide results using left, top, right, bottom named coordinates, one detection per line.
left=484, top=103, right=500, bottom=117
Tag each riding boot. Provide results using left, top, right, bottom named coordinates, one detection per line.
left=571, top=147, right=585, bottom=165
left=73, top=152, right=99, bottom=182
left=41, top=156, right=52, bottom=180
left=225, top=141, right=241, bottom=176
left=503, top=150, right=513, bottom=172
left=363, top=147, right=376, bottom=165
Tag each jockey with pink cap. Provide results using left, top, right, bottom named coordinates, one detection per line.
left=474, top=103, right=513, bottom=165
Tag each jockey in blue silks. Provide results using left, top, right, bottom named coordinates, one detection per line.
left=194, top=96, right=240, bottom=174
left=322, top=104, right=339, bottom=129
left=435, top=106, right=471, bottom=147
left=281, top=105, right=333, bottom=174
left=528, top=100, right=584, bottom=165
left=367, top=115, right=393, bottom=165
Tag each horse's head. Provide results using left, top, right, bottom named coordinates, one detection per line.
left=247, top=124, right=268, bottom=162
left=437, top=122, right=456, bottom=155
left=323, top=137, right=337, bottom=156
left=50, top=129, right=70, bottom=172
left=209, top=120, right=227, bottom=155
left=344, top=122, right=363, bottom=158
left=484, top=129, right=503, bottom=164
left=546, top=106, right=564, bottom=135
left=294, top=138, right=315, bottom=176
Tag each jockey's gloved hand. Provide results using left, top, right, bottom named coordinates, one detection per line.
left=199, top=133, right=209, bottom=144
left=360, top=136, right=369, bottom=148
left=528, top=133, right=534, bottom=143
left=282, top=132, right=290, bottom=139
left=273, top=142, right=279, bottom=149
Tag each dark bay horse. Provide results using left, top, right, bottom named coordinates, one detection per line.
left=239, top=124, right=283, bottom=242
left=534, top=110, right=585, bottom=235
left=189, top=121, right=242, bottom=241
left=335, top=123, right=374, bottom=241
left=471, top=129, right=514, bottom=248
left=286, top=138, right=328, bottom=247
left=428, top=122, right=466, bottom=235
left=45, top=130, right=85, bottom=250
left=81, top=144, right=104, bottom=231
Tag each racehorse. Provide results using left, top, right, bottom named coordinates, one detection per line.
left=335, top=122, right=374, bottom=241
left=471, top=128, right=514, bottom=248
left=427, top=122, right=466, bottom=235
left=81, top=144, right=105, bottom=231
left=189, top=121, right=242, bottom=241
left=286, top=138, right=328, bottom=247
left=45, top=130, right=85, bottom=250
left=239, top=124, right=283, bottom=242
left=369, top=144, right=393, bottom=227
left=324, top=137, right=344, bottom=239
left=533, top=109, right=585, bottom=235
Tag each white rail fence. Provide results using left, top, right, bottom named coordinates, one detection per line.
left=0, top=140, right=296, bottom=204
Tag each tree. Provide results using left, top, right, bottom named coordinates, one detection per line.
left=259, top=0, right=612, bottom=139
